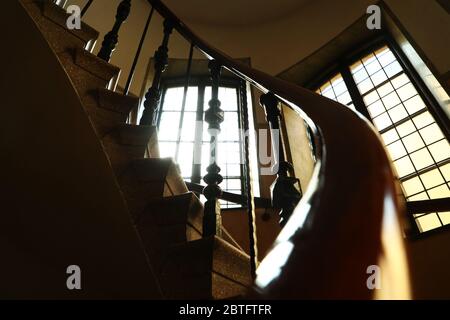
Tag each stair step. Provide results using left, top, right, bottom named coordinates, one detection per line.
left=102, top=124, right=157, bottom=173
left=97, top=88, right=139, bottom=115
left=159, top=236, right=251, bottom=299
left=117, top=158, right=188, bottom=217
left=73, top=47, right=121, bottom=89
left=135, top=192, right=203, bottom=256
left=20, top=0, right=98, bottom=53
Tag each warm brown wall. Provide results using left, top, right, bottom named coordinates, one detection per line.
left=282, top=106, right=316, bottom=192
left=407, top=231, right=450, bottom=299
left=64, top=1, right=449, bottom=92
left=0, top=1, right=161, bottom=298
left=222, top=209, right=281, bottom=259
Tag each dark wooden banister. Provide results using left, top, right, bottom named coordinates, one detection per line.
left=145, top=0, right=411, bottom=299
left=74, top=0, right=411, bottom=298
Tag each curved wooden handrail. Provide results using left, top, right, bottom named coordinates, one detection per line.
left=148, top=0, right=411, bottom=299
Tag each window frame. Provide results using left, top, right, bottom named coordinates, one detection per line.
left=309, top=34, right=450, bottom=235
left=156, top=75, right=251, bottom=209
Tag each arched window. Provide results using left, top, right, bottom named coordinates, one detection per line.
left=156, top=78, right=260, bottom=208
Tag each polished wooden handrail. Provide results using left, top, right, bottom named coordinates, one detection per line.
left=148, top=0, right=411, bottom=299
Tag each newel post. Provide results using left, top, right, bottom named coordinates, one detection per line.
left=140, top=19, right=174, bottom=125
left=97, top=0, right=132, bottom=62
left=260, top=92, right=302, bottom=227
left=202, top=60, right=224, bottom=237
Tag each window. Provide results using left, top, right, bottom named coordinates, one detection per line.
left=316, top=44, right=450, bottom=234
left=315, top=73, right=355, bottom=111
left=157, top=81, right=259, bottom=208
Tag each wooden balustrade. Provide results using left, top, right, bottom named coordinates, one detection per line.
left=97, top=0, right=131, bottom=62
left=140, top=19, right=173, bottom=125
left=70, top=0, right=411, bottom=298
left=145, top=0, right=410, bottom=299
left=202, top=60, right=224, bottom=237
left=259, top=92, right=302, bottom=227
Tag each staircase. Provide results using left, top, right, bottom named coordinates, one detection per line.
left=19, top=0, right=251, bottom=299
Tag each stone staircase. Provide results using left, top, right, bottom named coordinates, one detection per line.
left=20, top=0, right=251, bottom=299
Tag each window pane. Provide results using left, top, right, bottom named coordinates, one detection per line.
left=382, top=129, right=400, bottom=145
left=377, top=82, right=394, bottom=98
left=159, top=112, right=180, bottom=141
left=428, top=185, right=450, bottom=199
left=162, top=87, right=183, bottom=110
left=412, top=112, right=434, bottom=129
left=382, top=91, right=401, bottom=109
left=357, top=78, right=374, bottom=94
left=402, top=132, right=425, bottom=153
left=316, top=73, right=354, bottom=108
left=180, top=112, right=196, bottom=141
left=416, top=213, right=442, bottom=232
left=159, top=142, right=177, bottom=159
left=220, top=113, right=240, bottom=142
left=388, top=105, right=408, bottom=123
left=373, top=112, right=392, bottom=131
left=396, top=120, right=416, bottom=137
left=219, top=87, right=238, bottom=111
left=368, top=101, right=385, bottom=118
left=420, top=169, right=445, bottom=189
left=386, top=140, right=407, bottom=160
left=402, top=176, right=424, bottom=197
left=185, top=86, right=199, bottom=111
left=409, top=148, right=434, bottom=170
left=420, top=124, right=444, bottom=145
left=366, top=60, right=382, bottom=75
left=177, top=143, right=194, bottom=177
left=371, top=69, right=388, bottom=86
left=393, top=156, right=415, bottom=178
left=404, top=95, right=426, bottom=114
left=397, top=83, right=416, bottom=101
left=428, top=140, right=450, bottom=162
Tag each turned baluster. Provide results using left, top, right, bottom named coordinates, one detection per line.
left=260, top=92, right=302, bottom=227
left=97, top=0, right=131, bottom=62
left=139, top=19, right=173, bottom=125
left=202, top=60, right=224, bottom=237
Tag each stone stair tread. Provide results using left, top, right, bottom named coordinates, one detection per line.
left=103, top=124, right=156, bottom=146
left=73, top=47, right=121, bottom=86
left=20, top=0, right=98, bottom=53
left=96, top=88, right=140, bottom=115
left=117, top=158, right=189, bottom=217
left=136, top=192, right=203, bottom=232
left=161, top=236, right=251, bottom=287
left=41, top=0, right=99, bottom=45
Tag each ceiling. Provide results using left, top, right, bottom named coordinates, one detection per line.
left=162, top=0, right=312, bottom=27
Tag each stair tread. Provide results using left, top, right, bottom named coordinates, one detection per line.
left=96, top=88, right=140, bottom=115
left=20, top=0, right=98, bottom=53
left=41, top=1, right=99, bottom=44
left=136, top=192, right=203, bottom=231
left=103, top=124, right=157, bottom=146
left=73, top=47, right=121, bottom=85
left=162, top=236, right=251, bottom=286
left=117, top=158, right=189, bottom=217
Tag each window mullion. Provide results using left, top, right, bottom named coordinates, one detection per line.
left=192, top=84, right=205, bottom=184
left=340, top=64, right=372, bottom=121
